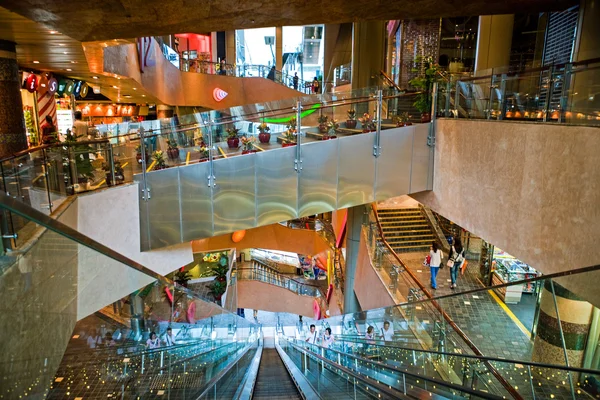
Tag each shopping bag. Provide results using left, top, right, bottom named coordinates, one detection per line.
left=423, top=255, right=431, bottom=267
left=460, top=259, right=469, bottom=275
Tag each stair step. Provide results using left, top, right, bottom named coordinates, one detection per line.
left=386, top=234, right=435, bottom=240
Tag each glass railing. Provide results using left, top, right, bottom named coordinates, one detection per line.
left=284, top=336, right=600, bottom=400
left=436, top=57, right=600, bottom=126
left=303, top=262, right=600, bottom=399
left=0, top=195, right=259, bottom=399
left=237, top=264, right=323, bottom=298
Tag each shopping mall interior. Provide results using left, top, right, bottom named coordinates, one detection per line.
left=0, top=0, right=599, bottom=398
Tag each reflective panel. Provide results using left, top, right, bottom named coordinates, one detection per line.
left=409, top=123, right=432, bottom=193
left=144, top=168, right=182, bottom=249
left=375, top=126, right=414, bottom=201
left=298, top=139, right=338, bottom=216
left=337, top=132, right=376, bottom=208
left=212, top=155, right=257, bottom=235
left=256, top=147, right=298, bottom=226
left=180, top=162, right=214, bottom=242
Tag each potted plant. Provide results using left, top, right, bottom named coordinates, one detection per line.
left=346, top=108, right=357, bottom=129
left=408, top=56, right=439, bottom=123
left=103, top=159, right=125, bottom=187
left=282, top=116, right=297, bottom=147
left=152, top=150, right=167, bottom=170
left=257, top=122, right=271, bottom=143
left=166, top=139, right=180, bottom=160
left=323, top=119, right=338, bottom=140
left=135, top=144, right=149, bottom=164
left=226, top=127, right=240, bottom=149
left=208, top=280, right=227, bottom=302
left=208, top=254, right=229, bottom=302
left=196, top=145, right=209, bottom=162
left=394, top=112, right=412, bottom=127
left=194, top=130, right=206, bottom=147
left=174, top=270, right=193, bottom=288
left=358, top=113, right=376, bottom=133
left=241, top=135, right=257, bottom=154
left=317, top=114, right=329, bottom=133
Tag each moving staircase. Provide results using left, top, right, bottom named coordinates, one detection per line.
left=378, top=208, right=435, bottom=252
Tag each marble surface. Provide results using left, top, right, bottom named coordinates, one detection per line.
left=412, top=119, right=600, bottom=306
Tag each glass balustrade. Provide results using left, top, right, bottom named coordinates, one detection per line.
left=0, top=196, right=259, bottom=399
left=436, top=58, right=600, bottom=126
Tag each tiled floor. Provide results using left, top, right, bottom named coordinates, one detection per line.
left=399, top=251, right=534, bottom=361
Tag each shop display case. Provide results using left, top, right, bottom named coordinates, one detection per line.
left=491, top=251, right=540, bottom=304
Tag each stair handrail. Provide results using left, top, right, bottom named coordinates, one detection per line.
left=371, top=203, right=523, bottom=400
left=418, top=204, right=451, bottom=254
left=242, top=260, right=325, bottom=298
left=379, top=70, right=403, bottom=92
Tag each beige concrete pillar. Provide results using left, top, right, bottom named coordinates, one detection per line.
left=474, top=15, right=514, bottom=74
left=275, top=26, right=283, bottom=70
left=351, top=21, right=386, bottom=94
left=225, top=30, right=236, bottom=65
left=211, top=32, right=218, bottom=63
left=324, top=24, right=341, bottom=83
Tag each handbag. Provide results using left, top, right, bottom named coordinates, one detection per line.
left=446, top=259, right=454, bottom=268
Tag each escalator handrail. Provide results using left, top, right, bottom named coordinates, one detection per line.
left=288, top=339, right=504, bottom=399
left=0, top=195, right=253, bottom=322
left=325, top=336, right=600, bottom=375
left=371, top=203, right=523, bottom=400
left=286, top=340, right=414, bottom=399
left=287, top=339, right=501, bottom=399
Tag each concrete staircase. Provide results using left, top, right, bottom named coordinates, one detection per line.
left=378, top=208, right=435, bottom=253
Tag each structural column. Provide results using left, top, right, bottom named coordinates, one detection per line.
left=343, top=205, right=365, bottom=313
left=225, top=30, right=236, bottom=64
left=532, top=281, right=593, bottom=368
left=275, top=26, right=283, bottom=70
left=474, top=15, right=514, bottom=73
left=351, top=21, right=386, bottom=91
left=0, top=40, right=28, bottom=157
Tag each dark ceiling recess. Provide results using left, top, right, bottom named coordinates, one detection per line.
left=0, top=0, right=577, bottom=42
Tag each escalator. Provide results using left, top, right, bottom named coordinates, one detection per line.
left=252, top=348, right=302, bottom=399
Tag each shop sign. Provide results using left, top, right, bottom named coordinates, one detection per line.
left=58, top=79, right=75, bottom=96
left=25, top=74, right=39, bottom=93
left=213, top=88, right=228, bottom=102
left=74, top=81, right=89, bottom=98
left=38, top=74, right=49, bottom=95
left=48, top=78, right=58, bottom=95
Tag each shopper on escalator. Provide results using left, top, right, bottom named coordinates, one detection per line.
left=381, top=320, right=394, bottom=341
left=306, top=324, right=318, bottom=345
left=322, top=327, right=334, bottom=349
left=449, top=237, right=465, bottom=289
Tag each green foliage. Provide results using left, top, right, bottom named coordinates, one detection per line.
left=24, top=109, right=39, bottom=146
left=166, top=139, right=178, bottom=150
left=346, top=108, right=356, bottom=120
left=208, top=280, right=227, bottom=298
left=173, top=270, right=193, bottom=286
left=226, top=127, right=240, bottom=139
left=408, top=56, right=440, bottom=114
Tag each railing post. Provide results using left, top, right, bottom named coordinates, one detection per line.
left=559, top=63, right=572, bottom=123
left=444, top=80, right=451, bottom=118
left=549, top=280, right=576, bottom=400
left=499, top=74, right=507, bottom=120
left=373, top=89, right=383, bottom=158
left=294, top=100, right=303, bottom=173
left=428, top=82, right=438, bottom=148
left=108, top=143, right=116, bottom=187
left=207, top=120, right=216, bottom=187
left=454, top=80, right=460, bottom=118
left=139, top=127, right=150, bottom=201
left=543, top=64, right=555, bottom=123
left=41, top=148, right=53, bottom=213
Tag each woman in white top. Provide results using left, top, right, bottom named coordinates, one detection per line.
left=146, top=332, right=161, bottom=349
left=429, top=242, right=443, bottom=290
left=322, top=327, right=334, bottom=349
left=87, top=330, right=102, bottom=349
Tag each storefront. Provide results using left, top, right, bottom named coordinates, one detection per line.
left=489, top=248, right=541, bottom=304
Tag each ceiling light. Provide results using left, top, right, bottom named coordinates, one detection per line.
left=92, top=76, right=99, bottom=79
left=49, top=30, right=58, bottom=34
left=66, top=68, right=72, bottom=71
left=132, top=88, right=137, bottom=90
left=33, top=61, right=40, bottom=64
left=71, top=61, right=77, bottom=64
left=112, top=85, right=118, bottom=88
left=141, top=95, right=146, bottom=97
left=58, top=43, right=65, bottom=46
left=63, top=51, right=68, bottom=54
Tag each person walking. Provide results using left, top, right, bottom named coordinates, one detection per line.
left=312, top=77, right=320, bottom=94
left=293, top=72, right=299, bottom=90
left=449, top=237, right=465, bottom=289
left=429, top=242, right=443, bottom=289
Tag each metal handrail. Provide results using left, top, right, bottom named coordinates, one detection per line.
left=371, top=203, right=523, bottom=400
left=379, top=70, right=403, bottom=92
left=324, top=335, right=600, bottom=375
left=286, top=339, right=498, bottom=399
left=0, top=138, right=110, bottom=164
left=239, top=263, right=324, bottom=298
left=0, top=195, right=255, bottom=321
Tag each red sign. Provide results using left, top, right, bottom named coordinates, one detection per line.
left=213, top=88, right=228, bottom=102
left=25, top=74, right=39, bottom=93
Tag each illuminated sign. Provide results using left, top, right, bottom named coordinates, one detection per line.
left=48, top=78, right=58, bottom=95
left=25, top=74, right=38, bottom=93
left=213, top=88, right=228, bottom=102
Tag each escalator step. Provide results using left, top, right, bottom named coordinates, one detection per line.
left=253, top=348, right=301, bottom=399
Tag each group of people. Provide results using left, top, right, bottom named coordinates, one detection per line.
left=146, top=327, right=177, bottom=349
left=304, top=320, right=395, bottom=349
left=427, top=237, right=466, bottom=290
left=39, top=110, right=89, bottom=145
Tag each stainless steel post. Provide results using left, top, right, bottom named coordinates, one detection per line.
left=108, top=143, right=116, bottom=187
left=41, top=148, right=53, bottom=213
left=550, top=280, right=576, bottom=400
left=373, top=89, right=382, bottom=157
left=139, top=127, right=150, bottom=201
left=295, top=100, right=303, bottom=173
left=206, top=120, right=216, bottom=187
